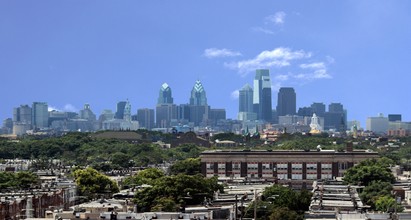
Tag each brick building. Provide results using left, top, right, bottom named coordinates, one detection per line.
left=200, top=146, right=378, bottom=189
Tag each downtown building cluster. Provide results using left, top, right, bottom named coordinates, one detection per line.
left=1, top=69, right=409, bottom=136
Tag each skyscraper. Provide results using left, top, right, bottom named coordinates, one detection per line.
left=253, top=69, right=272, bottom=121
left=115, top=101, right=127, bottom=119
left=276, top=87, right=296, bottom=117
left=79, top=103, right=96, bottom=121
left=157, top=83, right=174, bottom=105
left=238, top=84, right=256, bottom=121
left=156, top=83, right=177, bottom=128
left=189, top=80, right=207, bottom=106
left=324, top=103, right=347, bottom=131
left=137, top=108, right=155, bottom=130
left=32, top=102, right=48, bottom=128
left=311, top=102, right=326, bottom=117
left=13, top=105, right=32, bottom=124
left=189, top=80, right=208, bottom=126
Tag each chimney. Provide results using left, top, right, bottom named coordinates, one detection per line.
left=346, top=142, right=353, bottom=152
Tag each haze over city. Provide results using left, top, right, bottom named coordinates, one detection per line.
left=1, top=1, right=411, bottom=125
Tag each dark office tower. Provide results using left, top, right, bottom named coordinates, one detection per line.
left=190, top=80, right=207, bottom=106
left=137, top=108, right=155, bottom=130
left=276, top=87, right=296, bottom=117
left=388, top=114, right=402, bottom=122
left=329, top=103, right=344, bottom=113
left=32, top=102, right=49, bottom=128
left=115, top=101, right=127, bottom=119
left=156, top=83, right=178, bottom=128
left=311, top=102, right=326, bottom=117
left=324, top=103, right=347, bottom=131
left=297, top=107, right=313, bottom=117
left=13, top=105, right=32, bottom=124
left=209, top=109, right=226, bottom=126
left=253, top=69, right=272, bottom=121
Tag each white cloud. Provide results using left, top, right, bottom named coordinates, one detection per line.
left=203, top=48, right=242, bottom=59
left=265, top=11, right=286, bottom=25
left=48, top=106, right=61, bottom=112
left=230, top=90, right=239, bottom=100
left=326, top=55, right=335, bottom=64
left=63, top=104, right=78, bottom=112
left=300, top=62, right=326, bottom=69
left=225, top=47, right=311, bottom=76
left=252, top=27, right=276, bottom=35
left=275, top=74, right=289, bottom=81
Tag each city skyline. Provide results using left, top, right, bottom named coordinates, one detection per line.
left=1, top=1, right=411, bottom=125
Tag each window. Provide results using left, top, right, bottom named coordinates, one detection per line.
left=206, top=163, right=214, bottom=170
left=306, top=163, right=317, bottom=170
left=262, top=163, right=271, bottom=170
left=247, top=163, right=258, bottom=170
left=321, top=163, right=332, bottom=170
left=292, top=163, right=302, bottom=170
left=292, top=174, right=302, bottom=180
left=233, top=163, right=240, bottom=170
left=307, top=174, right=317, bottom=180
left=277, top=163, right=288, bottom=170
left=277, top=174, right=288, bottom=180
left=218, top=163, right=225, bottom=170
left=321, top=173, right=332, bottom=180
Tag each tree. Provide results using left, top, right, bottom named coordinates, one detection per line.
left=343, top=158, right=395, bottom=186
left=72, top=167, right=119, bottom=200
left=375, top=195, right=403, bottom=213
left=269, top=207, right=300, bottom=220
left=0, top=171, right=39, bottom=190
left=360, top=181, right=393, bottom=209
left=124, top=168, right=164, bottom=187
left=169, top=158, right=201, bottom=175
left=134, top=174, right=222, bottom=212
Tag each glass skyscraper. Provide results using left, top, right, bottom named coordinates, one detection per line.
left=253, top=69, right=272, bottom=121
left=276, top=87, right=296, bottom=117
left=189, top=80, right=207, bottom=106
left=32, top=102, right=48, bottom=128
left=156, top=83, right=177, bottom=128
left=157, top=83, right=174, bottom=105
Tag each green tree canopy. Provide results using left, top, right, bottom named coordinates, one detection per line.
left=0, top=171, right=39, bottom=190
left=343, top=158, right=395, bottom=186
left=169, top=158, right=201, bottom=175
left=124, top=167, right=165, bottom=187
left=72, top=167, right=119, bottom=200
left=360, top=181, right=393, bottom=209
left=134, top=174, right=222, bottom=212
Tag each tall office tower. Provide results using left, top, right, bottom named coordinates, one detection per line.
left=190, top=80, right=207, bottom=106
left=311, top=102, right=326, bottom=117
left=366, top=114, right=388, bottom=134
left=79, top=103, right=96, bottom=121
left=136, top=108, right=155, bottom=130
left=156, top=83, right=178, bottom=128
left=324, top=103, right=347, bottom=131
left=158, top=83, right=174, bottom=104
left=388, top=114, right=402, bottom=122
left=209, top=109, right=226, bottom=126
left=32, top=102, right=49, bottom=128
left=238, top=84, right=256, bottom=121
left=115, top=101, right=127, bottom=119
left=123, top=100, right=132, bottom=121
left=276, top=87, right=296, bottom=117
left=253, top=69, right=272, bottom=121
left=13, top=105, right=32, bottom=124
left=189, top=80, right=209, bottom=126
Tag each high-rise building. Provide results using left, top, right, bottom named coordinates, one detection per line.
left=324, top=103, right=347, bottom=131
left=32, top=102, right=48, bottom=128
left=13, top=105, right=32, bottom=124
left=388, top=114, right=402, bottom=122
left=311, top=103, right=326, bottom=117
left=136, top=108, right=155, bottom=130
left=188, top=80, right=208, bottom=126
left=276, top=87, right=296, bottom=117
left=209, top=109, right=226, bottom=126
left=123, top=100, right=132, bottom=121
left=190, top=80, right=207, bottom=106
left=156, top=83, right=178, bottom=128
left=238, top=83, right=256, bottom=121
left=158, top=83, right=174, bottom=105
left=115, top=101, right=127, bottom=119
left=366, top=114, right=388, bottom=134
left=253, top=69, right=272, bottom=121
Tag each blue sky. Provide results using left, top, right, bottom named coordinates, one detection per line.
left=1, top=1, right=411, bottom=126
